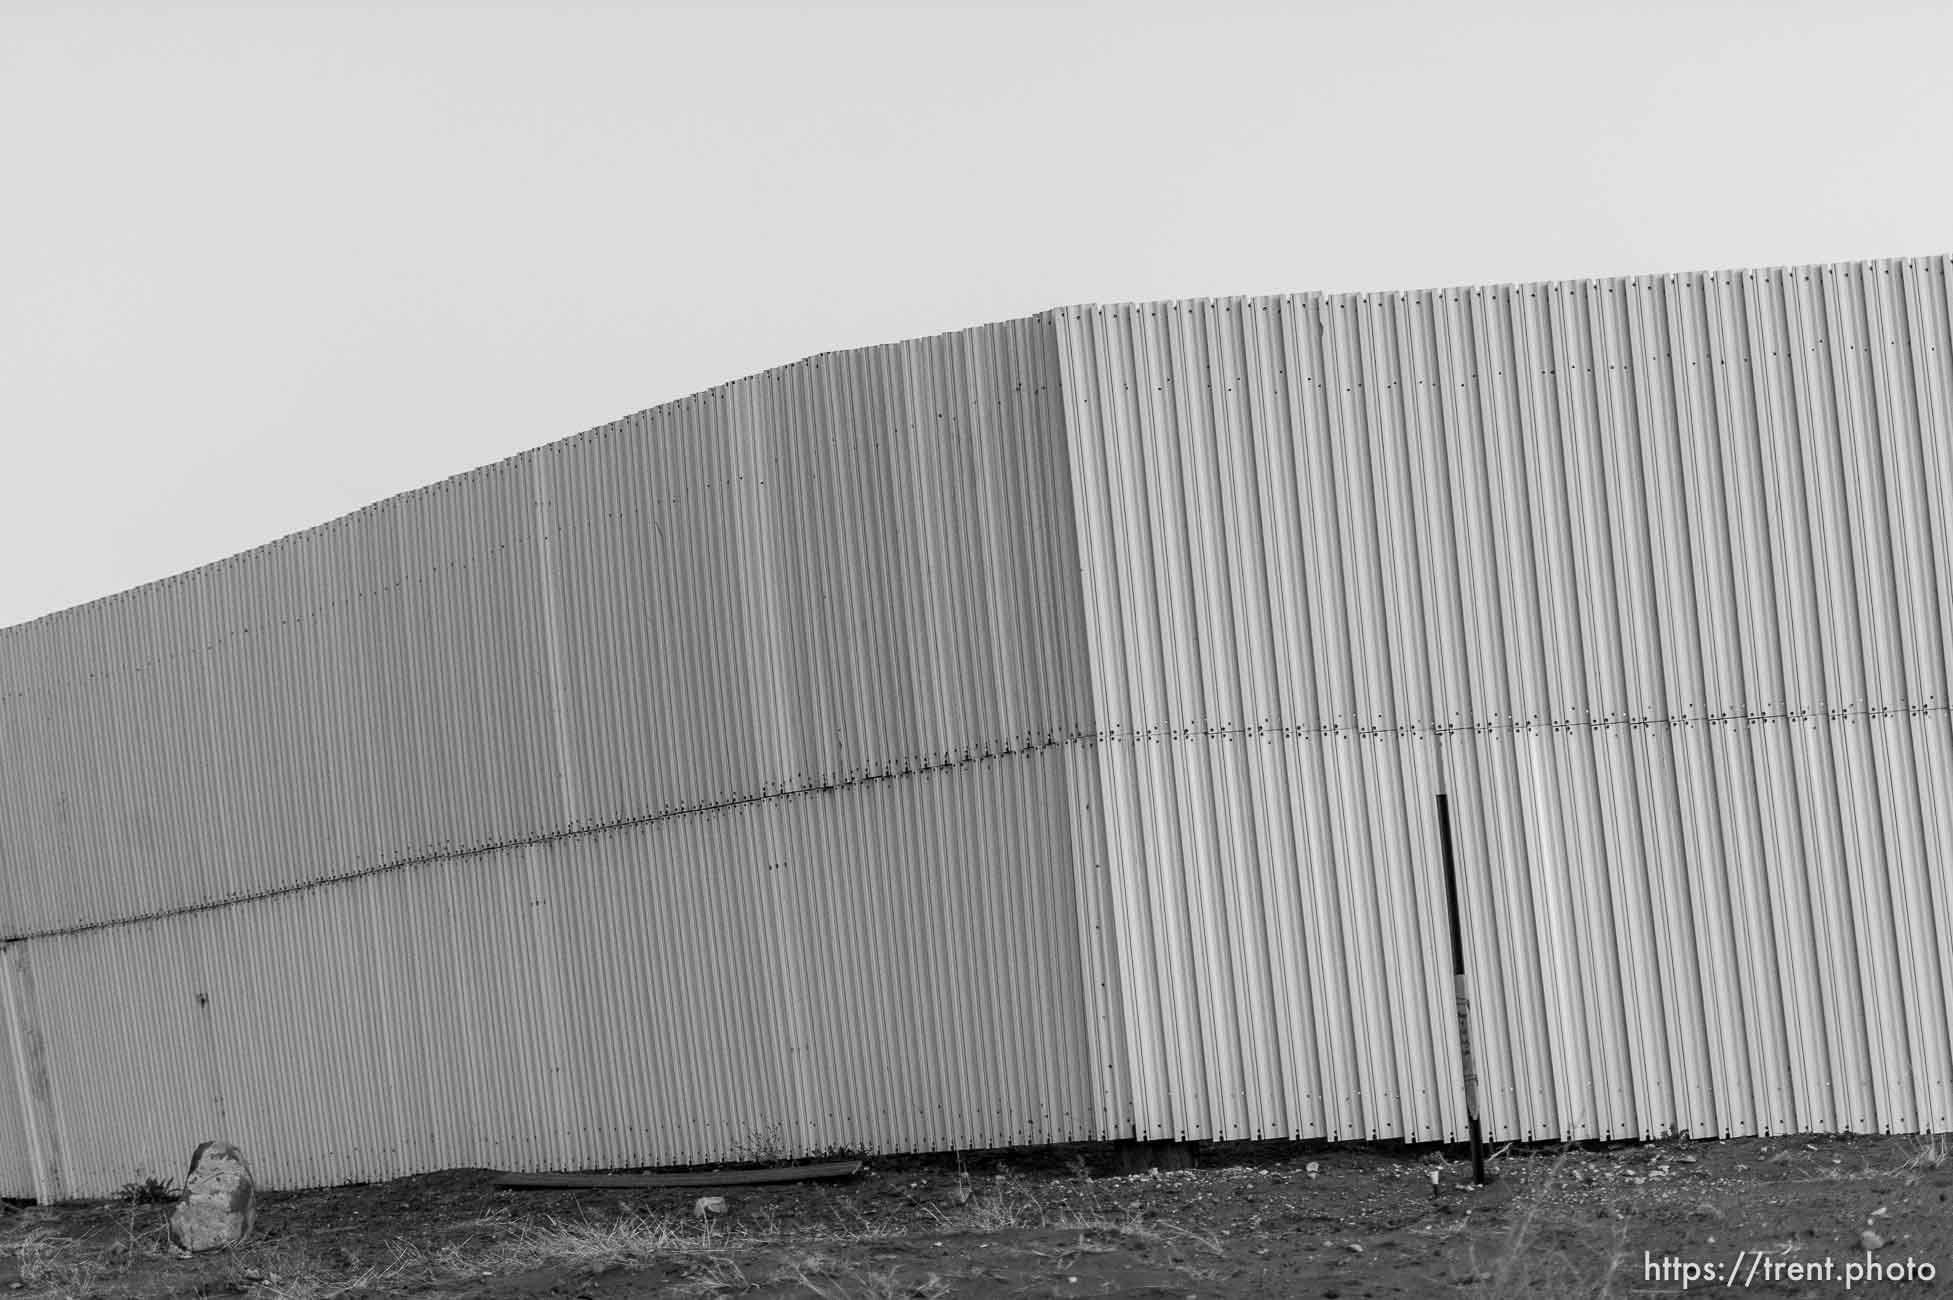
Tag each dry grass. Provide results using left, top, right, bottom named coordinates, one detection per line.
left=772, top=1252, right=953, bottom=1300
left=455, top=1203, right=958, bottom=1297
left=1901, top=1132, right=1950, bottom=1171
left=252, top=1262, right=417, bottom=1300
left=490, top=1205, right=746, bottom=1269
left=0, top=1163, right=1224, bottom=1299
left=919, top=1179, right=1048, bottom=1233
left=1463, top=1150, right=1631, bottom=1300
left=666, top=1252, right=751, bottom=1296
left=1, top=1153, right=1641, bottom=1300
left=428, top=1209, right=964, bottom=1299
left=7, top=1227, right=109, bottom=1299
left=917, top=1170, right=1204, bottom=1243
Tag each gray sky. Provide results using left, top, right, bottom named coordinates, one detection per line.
left=7, top=0, right=1949, bottom=630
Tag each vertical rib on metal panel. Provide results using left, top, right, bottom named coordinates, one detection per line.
left=1057, top=256, right=1953, bottom=1150
left=4, top=258, right=1951, bottom=1197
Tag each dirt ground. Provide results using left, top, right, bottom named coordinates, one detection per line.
left=3, top=1133, right=1949, bottom=1298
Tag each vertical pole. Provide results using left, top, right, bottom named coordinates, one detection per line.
left=1436, top=794, right=1487, bottom=1185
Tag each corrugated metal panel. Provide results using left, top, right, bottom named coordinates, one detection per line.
left=1053, top=255, right=1953, bottom=1147
left=7, top=754, right=1103, bottom=1197
left=0, top=312, right=1101, bottom=933
left=0, top=317, right=1099, bottom=928
left=0, top=313, right=1118, bottom=1197
left=3, top=256, right=1948, bottom=1198
left=0, top=461, right=561, bottom=935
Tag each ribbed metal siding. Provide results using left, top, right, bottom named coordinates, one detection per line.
left=1054, top=256, right=1953, bottom=1147
left=11, top=754, right=1102, bottom=1198
left=532, top=323, right=1096, bottom=838
left=0, top=314, right=1118, bottom=1198
left=0, top=461, right=559, bottom=935
left=5, top=257, right=1948, bottom=1198
left=0, top=319, right=1100, bottom=937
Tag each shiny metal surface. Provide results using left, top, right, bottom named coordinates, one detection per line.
left=1054, top=258, right=1953, bottom=1147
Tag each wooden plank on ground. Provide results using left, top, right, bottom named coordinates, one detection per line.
left=494, top=1160, right=863, bottom=1189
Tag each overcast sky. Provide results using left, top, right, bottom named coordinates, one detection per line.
left=6, top=0, right=1949, bottom=630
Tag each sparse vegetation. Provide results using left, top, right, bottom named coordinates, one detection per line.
left=492, top=1205, right=746, bottom=1271
left=113, top=1175, right=177, bottom=1205
left=775, top=1254, right=952, bottom=1300
left=3, top=1135, right=1950, bottom=1297
left=7, top=1227, right=108, bottom=1299
left=1464, top=1149, right=1632, bottom=1299
left=1901, top=1131, right=1950, bottom=1171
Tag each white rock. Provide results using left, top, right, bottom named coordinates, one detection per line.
left=167, top=1141, right=256, bottom=1253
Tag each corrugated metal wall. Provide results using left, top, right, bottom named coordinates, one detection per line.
left=1054, top=255, right=1953, bottom=1148
left=0, top=319, right=1099, bottom=937
left=4, top=255, right=1950, bottom=1199
left=0, top=316, right=1122, bottom=1199
left=8, top=768, right=1105, bottom=1198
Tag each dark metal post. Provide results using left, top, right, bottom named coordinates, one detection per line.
left=1436, top=793, right=1487, bottom=1185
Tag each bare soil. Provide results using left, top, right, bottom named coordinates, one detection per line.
left=3, top=1133, right=1949, bottom=1298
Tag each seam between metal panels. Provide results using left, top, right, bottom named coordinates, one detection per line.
left=8, top=698, right=1939, bottom=948
left=0, top=734, right=1082, bottom=945
left=1095, top=699, right=1945, bottom=741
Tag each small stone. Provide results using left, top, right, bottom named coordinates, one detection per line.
left=693, top=1196, right=728, bottom=1218
left=167, top=1141, right=256, bottom=1253
left=1860, top=1230, right=1885, bottom=1252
